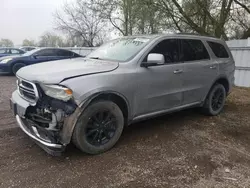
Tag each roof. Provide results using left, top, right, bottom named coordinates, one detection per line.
left=0, top=47, right=20, bottom=49
left=36, top=47, right=72, bottom=50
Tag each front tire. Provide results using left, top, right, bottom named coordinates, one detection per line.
left=72, top=100, right=124, bottom=154
left=12, top=63, right=26, bottom=75
left=202, top=84, right=226, bottom=116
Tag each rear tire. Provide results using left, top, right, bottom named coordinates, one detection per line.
left=72, top=100, right=124, bottom=154
left=12, top=63, right=26, bottom=75
left=201, top=84, right=226, bottom=116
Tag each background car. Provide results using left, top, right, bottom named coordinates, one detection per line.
left=0, top=48, right=82, bottom=74
left=0, top=47, right=25, bottom=57
left=19, top=46, right=37, bottom=52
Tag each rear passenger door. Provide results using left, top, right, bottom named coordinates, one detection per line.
left=180, top=39, right=218, bottom=105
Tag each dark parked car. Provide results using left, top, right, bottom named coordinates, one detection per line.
left=0, top=48, right=81, bottom=74
left=0, top=47, right=25, bottom=57
left=19, top=46, right=37, bottom=52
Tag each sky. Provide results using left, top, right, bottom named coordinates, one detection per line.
left=0, top=0, right=73, bottom=45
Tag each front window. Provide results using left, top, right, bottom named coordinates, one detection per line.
left=23, top=48, right=41, bottom=56
left=0, top=49, right=7, bottom=54
left=87, top=37, right=151, bottom=62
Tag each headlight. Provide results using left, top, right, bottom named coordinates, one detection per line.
left=40, top=84, right=73, bottom=101
left=1, top=58, right=12, bottom=63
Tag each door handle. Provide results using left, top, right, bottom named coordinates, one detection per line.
left=173, top=69, right=183, bottom=74
left=210, top=65, right=216, bottom=69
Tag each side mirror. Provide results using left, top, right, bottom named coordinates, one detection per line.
left=32, top=55, right=38, bottom=59
left=141, top=53, right=165, bottom=67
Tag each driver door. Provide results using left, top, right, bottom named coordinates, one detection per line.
left=135, top=39, right=184, bottom=116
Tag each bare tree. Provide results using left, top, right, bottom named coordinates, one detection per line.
left=38, top=32, right=65, bottom=47
left=0, top=39, right=14, bottom=47
left=91, top=0, right=163, bottom=36
left=54, top=0, right=250, bottom=41
left=231, top=0, right=250, bottom=38
left=54, top=0, right=106, bottom=47
left=22, top=39, right=36, bottom=46
left=155, top=0, right=235, bottom=39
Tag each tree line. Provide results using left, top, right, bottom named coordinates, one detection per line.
left=0, top=32, right=73, bottom=48
left=54, top=0, right=250, bottom=46
left=1, top=0, right=250, bottom=47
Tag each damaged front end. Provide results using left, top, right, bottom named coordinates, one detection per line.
left=11, top=78, right=81, bottom=156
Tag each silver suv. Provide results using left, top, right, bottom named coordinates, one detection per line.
left=10, top=34, right=235, bottom=155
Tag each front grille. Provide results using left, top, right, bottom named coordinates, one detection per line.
left=17, top=78, right=38, bottom=103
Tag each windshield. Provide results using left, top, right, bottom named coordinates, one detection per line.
left=22, top=48, right=41, bottom=56
left=87, top=37, right=151, bottom=62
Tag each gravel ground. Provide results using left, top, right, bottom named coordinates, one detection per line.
left=0, top=75, right=250, bottom=188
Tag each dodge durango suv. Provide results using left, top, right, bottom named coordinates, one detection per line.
left=10, top=34, right=235, bottom=156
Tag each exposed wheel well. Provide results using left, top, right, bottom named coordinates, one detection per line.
left=90, top=93, right=129, bottom=124
left=11, top=61, right=26, bottom=73
left=215, top=78, right=229, bottom=94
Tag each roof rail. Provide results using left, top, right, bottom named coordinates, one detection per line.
left=176, top=32, right=201, bottom=36
left=176, top=32, right=217, bottom=38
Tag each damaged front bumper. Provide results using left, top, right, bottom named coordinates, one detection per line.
left=10, top=90, right=81, bottom=156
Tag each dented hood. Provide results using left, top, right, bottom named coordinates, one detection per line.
left=16, top=58, right=119, bottom=84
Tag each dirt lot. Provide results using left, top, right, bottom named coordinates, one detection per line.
left=0, top=75, right=250, bottom=188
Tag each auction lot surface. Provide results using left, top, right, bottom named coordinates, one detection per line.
left=0, top=75, right=250, bottom=188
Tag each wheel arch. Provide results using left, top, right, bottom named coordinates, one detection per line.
left=10, top=60, right=26, bottom=67
left=60, top=91, right=131, bottom=145
left=203, top=76, right=230, bottom=103
left=10, top=61, right=26, bottom=74
left=81, top=91, right=130, bottom=124
left=212, top=77, right=230, bottom=94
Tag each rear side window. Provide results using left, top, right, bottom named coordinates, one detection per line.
left=11, top=49, right=23, bottom=54
left=207, top=41, right=229, bottom=58
left=35, top=49, right=56, bottom=56
left=56, top=49, right=73, bottom=57
left=180, top=39, right=210, bottom=62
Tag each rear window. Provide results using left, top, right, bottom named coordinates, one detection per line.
left=11, top=49, right=22, bottom=54
left=180, top=39, right=210, bottom=62
left=207, top=41, right=229, bottom=58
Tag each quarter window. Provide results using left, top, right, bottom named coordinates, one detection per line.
left=207, top=41, right=229, bottom=58
left=180, top=39, right=210, bottom=62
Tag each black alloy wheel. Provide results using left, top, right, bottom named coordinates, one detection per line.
left=202, top=83, right=226, bottom=116
left=72, top=100, right=124, bottom=154
left=211, top=88, right=224, bottom=111
left=85, top=110, right=117, bottom=146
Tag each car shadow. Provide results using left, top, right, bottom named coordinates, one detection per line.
left=0, top=72, right=13, bottom=76
left=64, top=107, right=202, bottom=158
